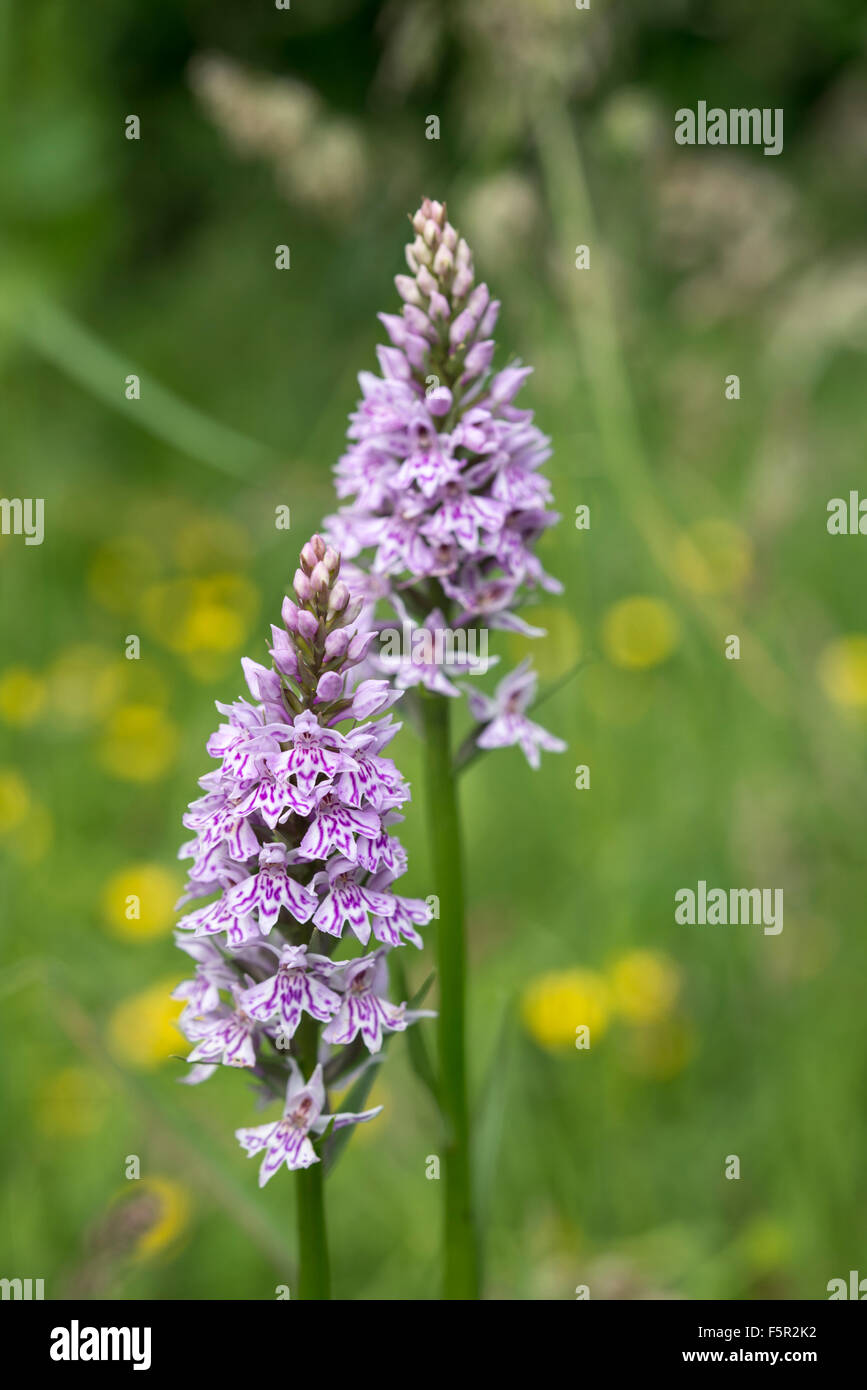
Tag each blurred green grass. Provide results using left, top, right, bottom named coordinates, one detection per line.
left=2, top=0, right=867, bottom=1299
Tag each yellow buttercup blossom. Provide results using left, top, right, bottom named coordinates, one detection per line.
left=182, top=577, right=253, bottom=653
left=107, top=980, right=185, bottom=1070
left=609, top=950, right=681, bottom=1024
left=601, top=596, right=680, bottom=670
left=0, top=768, right=31, bottom=833
left=674, top=520, right=753, bottom=596
left=141, top=573, right=258, bottom=657
left=508, top=606, right=582, bottom=680
left=34, top=1066, right=110, bottom=1138
left=817, top=635, right=867, bottom=709
left=521, top=969, right=610, bottom=1050
left=97, top=704, right=179, bottom=782
left=102, top=864, right=181, bottom=941
left=0, top=667, right=47, bottom=726
left=132, top=1177, right=192, bottom=1260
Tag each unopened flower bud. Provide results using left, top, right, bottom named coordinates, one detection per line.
left=403, top=305, right=436, bottom=341
left=426, top=385, right=453, bottom=416
left=316, top=670, right=344, bottom=701
left=416, top=265, right=437, bottom=298
left=327, top=580, right=350, bottom=615
left=395, top=274, right=423, bottom=306
left=467, top=284, right=490, bottom=319
left=323, top=628, right=352, bottom=662
left=411, top=234, right=432, bottom=267
left=281, top=596, right=300, bottom=631
left=479, top=299, right=500, bottom=337
left=293, top=568, right=312, bottom=603
left=296, top=610, right=320, bottom=644
left=347, top=629, right=376, bottom=663
left=449, top=308, right=475, bottom=349
left=463, top=339, right=495, bottom=377
left=432, top=243, right=453, bottom=278
left=310, top=561, right=330, bottom=593
left=452, top=264, right=474, bottom=299
left=270, top=627, right=299, bottom=679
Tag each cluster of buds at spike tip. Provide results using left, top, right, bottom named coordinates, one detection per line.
left=325, top=198, right=566, bottom=768
left=276, top=533, right=371, bottom=720
left=385, top=197, right=497, bottom=393
left=173, top=534, right=434, bottom=1186
left=397, top=200, right=475, bottom=312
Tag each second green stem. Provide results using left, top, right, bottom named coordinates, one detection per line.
left=295, top=1015, right=331, bottom=1300
left=420, top=693, right=480, bottom=1299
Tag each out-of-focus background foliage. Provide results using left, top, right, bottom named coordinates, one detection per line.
left=2, top=0, right=867, bottom=1300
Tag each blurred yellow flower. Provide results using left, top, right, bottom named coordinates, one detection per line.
left=0, top=667, right=47, bottom=726
left=34, top=1066, right=111, bottom=1138
left=521, top=969, right=610, bottom=1050
left=132, top=1177, right=192, bottom=1260
left=674, top=520, right=753, bottom=595
left=625, top=1018, right=694, bottom=1080
left=602, top=596, right=680, bottom=670
left=609, top=950, right=681, bottom=1025
left=183, top=578, right=254, bottom=653
left=49, top=645, right=123, bottom=730
left=141, top=573, right=259, bottom=656
left=0, top=768, right=31, bottom=832
left=107, top=980, right=185, bottom=1070
left=87, top=537, right=161, bottom=614
left=97, top=704, right=179, bottom=782
left=817, top=635, right=867, bottom=709
left=508, top=606, right=581, bottom=680
left=102, top=864, right=181, bottom=941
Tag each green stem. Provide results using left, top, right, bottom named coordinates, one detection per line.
left=294, top=1016, right=331, bottom=1300
left=420, top=693, right=480, bottom=1299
